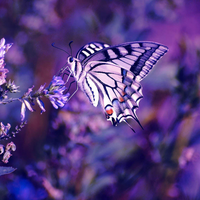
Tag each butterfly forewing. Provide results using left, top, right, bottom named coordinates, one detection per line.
left=73, top=41, right=168, bottom=128
left=81, top=42, right=168, bottom=81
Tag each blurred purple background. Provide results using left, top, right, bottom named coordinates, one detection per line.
left=1, top=0, right=200, bottom=199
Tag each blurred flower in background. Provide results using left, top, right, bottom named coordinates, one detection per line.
left=1, top=0, right=200, bottom=199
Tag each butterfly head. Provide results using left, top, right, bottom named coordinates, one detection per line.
left=67, top=56, right=83, bottom=81
left=68, top=56, right=74, bottom=63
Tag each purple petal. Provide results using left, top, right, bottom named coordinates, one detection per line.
left=21, top=102, right=26, bottom=121
left=24, top=100, right=34, bottom=112
left=36, top=97, right=46, bottom=113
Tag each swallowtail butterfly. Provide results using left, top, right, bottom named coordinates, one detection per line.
left=62, top=41, right=168, bottom=129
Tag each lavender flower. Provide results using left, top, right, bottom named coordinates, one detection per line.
left=0, top=122, right=11, bottom=138
left=0, top=145, right=4, bottom=155
left=0, top=39, right=69, bottom=122
left=6, top=80, right=20, bottom=93
left=20, top=100, right=34, bottom=121
left=34, top=84, right=46, bottom=113
left=1, top=141, right=17, bottom=164
left=0, top=66, right=8, bottom=86
left=19, top=76, right=69, bottom=121
left=44, top=76, right=69, bottom=109
left=0, top=38, right=12, bottom=86
left=0, top=38, right=70, bottom=170
left=0, top=123, right=16, bottom=164
left=2, top=151, right=12, bottom=164
left=5, top=141, right=16, bottom=152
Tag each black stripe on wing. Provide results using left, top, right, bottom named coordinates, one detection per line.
left=76, top=42, right=110, bottom=62
left=124, top=43, right=168, bottom=81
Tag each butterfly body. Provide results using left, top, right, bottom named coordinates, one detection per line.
left=66, top=41, right=168, bottom=128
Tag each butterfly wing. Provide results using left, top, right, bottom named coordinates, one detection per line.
left=76, top=41, right=168, bottom=127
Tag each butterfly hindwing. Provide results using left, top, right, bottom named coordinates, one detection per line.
left=82, top=62, right=143, bottom=126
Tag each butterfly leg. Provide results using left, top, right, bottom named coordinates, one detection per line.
left=66, top=81, right=78, bottom=102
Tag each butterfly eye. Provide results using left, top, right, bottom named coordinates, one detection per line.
left=69, top=57, right=74, bottom=63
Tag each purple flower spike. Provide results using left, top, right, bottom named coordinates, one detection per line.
left=45, top=76, right=70, bottom=109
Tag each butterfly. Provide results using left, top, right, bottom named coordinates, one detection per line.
left=61, top=41, right=168, bottom=130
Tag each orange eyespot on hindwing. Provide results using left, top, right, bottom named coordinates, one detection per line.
left=105, top=106, right=114, bottom=116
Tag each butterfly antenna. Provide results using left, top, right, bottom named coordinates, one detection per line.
left=51, top=43, right=70, bottom=56
left=69, top=41, right=73, bottom=56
